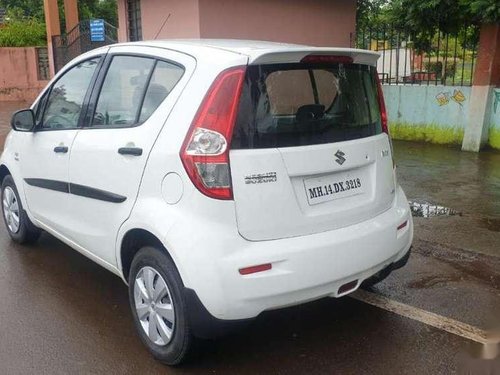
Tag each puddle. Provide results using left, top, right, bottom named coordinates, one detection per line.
left=480, top=217, right=500, bottom=232
left=408, top=199, right=461, bottom=217
left=407, top=274, right=462, bottom=289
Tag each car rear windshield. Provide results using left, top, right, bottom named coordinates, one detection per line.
left=231, top=62, right=382, bottom=149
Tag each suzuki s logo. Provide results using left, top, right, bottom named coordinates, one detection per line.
left=335, top=150, right=346, bottom=165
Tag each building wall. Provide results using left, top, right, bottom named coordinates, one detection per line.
left=383, top=84, right=500, bottom=150
left=0, top=47, right=48, bottom=102
left=489, top=88, right=500, bottom=149
left=142, top=0, right=200, bottom=39
left=117, top=0, right=356, bottom=46
left=117, top=0, right=128, bottom=42
left=118, top=0, right=201, bottom=42
left=198, top=0, right=355, bottom=47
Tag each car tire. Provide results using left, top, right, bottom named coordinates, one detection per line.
left=1, top=175, right=41, bottom=244
left=128, top=246, right=195, bottom=365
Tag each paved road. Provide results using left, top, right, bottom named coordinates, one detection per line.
left=394, top=141, right=500, bottom=258
left=1, top=226, right=499, bottom=374
left=0, top=101, right=499, bottom=374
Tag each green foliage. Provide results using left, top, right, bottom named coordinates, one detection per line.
left=79, top=0, right=117, bottom=27
left=0, top=18, right=46, bottom=47
left=0, top=0, right=117, bottom=27
left=424, top=61, right=456, bottom=78
left=389, top=122, right=464, bottom=145
left=0, top=0, right=44, bottom=20
left=357, top=0, right=500, bottom=33
left=356, top=0, right=391, bottom=29
left=464, top=0, right=500, bottom=24
left=489, top=128, right=500, bottom=149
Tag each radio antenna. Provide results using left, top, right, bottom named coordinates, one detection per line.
left=154, top=13, right=171, bottom=40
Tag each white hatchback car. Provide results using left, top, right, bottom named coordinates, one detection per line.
left=1, top=40, right=412, bottom=364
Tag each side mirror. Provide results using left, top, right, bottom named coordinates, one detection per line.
left=11, top=109, right=35, bottom=132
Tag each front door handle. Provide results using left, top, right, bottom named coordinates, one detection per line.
left=118, top=147, right=143, bottom=156
left=54, top=146, right=68, bottom=153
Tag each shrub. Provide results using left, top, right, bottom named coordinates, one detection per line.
left=424, top=61, right=456, bottom=78
left=0, top=19, right=47, bottom=47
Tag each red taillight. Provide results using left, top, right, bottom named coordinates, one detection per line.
left=375, top=73, right=389, bottom=135
left=375, top=72, right=395, bottom=167
left=180, top=66, right=246, bottom=200
left=301, top=55, right=354, bottom=64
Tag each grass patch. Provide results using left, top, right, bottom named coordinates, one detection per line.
left=488, top=127, right=500, bottom=150
left=389, top=122, right=464, bottom=145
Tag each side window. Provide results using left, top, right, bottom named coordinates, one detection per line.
left=42, top=58, right=100, bottom=130
left=138, top=60, right=184, bottom=123
left=92, top=56, right=155, bottom=127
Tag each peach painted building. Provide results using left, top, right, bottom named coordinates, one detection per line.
left=116, top=0, right=356, bottom=47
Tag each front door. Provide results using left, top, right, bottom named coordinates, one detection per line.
left=20, top=56, right=103, bottom=233
left=65, top=46, right=194, bottom=265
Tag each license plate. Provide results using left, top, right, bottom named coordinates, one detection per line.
left=304, top=172, right=364, bottom=205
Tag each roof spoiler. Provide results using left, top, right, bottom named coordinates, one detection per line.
left=249, top=48, right=380, bottom=66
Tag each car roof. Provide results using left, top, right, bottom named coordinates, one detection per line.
left=113, top=39, right=380, bottom=66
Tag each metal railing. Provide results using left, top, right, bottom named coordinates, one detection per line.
left=351, top=25, right=479, bottom=86
left=52, top=20, right=118, bottom=72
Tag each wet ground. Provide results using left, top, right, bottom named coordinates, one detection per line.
left=0, top=101, right=499, bottom=374
left=1, top=230, right=498, bottom=375
left=395, top=141, right=500, bottom=257
left=0, top=101, right=27, bottom=150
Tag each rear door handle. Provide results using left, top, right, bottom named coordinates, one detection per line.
left=118, top=147, right=143, bottom=156
left=53, top=146, right=68, bottom=153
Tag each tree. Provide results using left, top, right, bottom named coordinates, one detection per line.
left=384, top=0, right=498, bottom=32
left=357, top=0, right=499, bottom=33
left=79, top=0, right=117, bottom=26
left=466, top=0, right=500, bottom=23
left=356, top=0, right=389, bottom=29
left=0, top=0, right=118, bottom=26
left=0, top=0, right=45, bottom=21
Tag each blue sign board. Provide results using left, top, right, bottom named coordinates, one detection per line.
left=90, top=19, right=105, bottom=42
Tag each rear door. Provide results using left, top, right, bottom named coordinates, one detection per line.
left=65, top=46, right=195, bottom=265
left=230, top=56, right=395, bottom=241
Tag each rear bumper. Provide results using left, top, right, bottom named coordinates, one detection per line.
left=173, top=185, right=413, bottom=324
left=185, top=246, right=413, bottom=339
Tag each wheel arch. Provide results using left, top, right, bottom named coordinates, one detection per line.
left=0, top=164, right=11, bottom=184
left=0, top=163, right=34, bottom=223
left=119, top=228, right=180, bottom=284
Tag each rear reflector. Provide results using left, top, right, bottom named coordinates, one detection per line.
left=300, top=55, right=354, bottom=64
left=239, top=263, right=272, bottom=275
left=338, top=280, right=358, bottom=294
left=397, top=220, right=408, bottom=230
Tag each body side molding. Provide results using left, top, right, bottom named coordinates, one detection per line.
left=24, top=178, right=126, bottom=203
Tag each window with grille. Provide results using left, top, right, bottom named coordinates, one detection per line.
left=127, top=0, right=142, bottom=41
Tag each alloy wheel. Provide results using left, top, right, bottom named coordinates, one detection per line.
left=3, top=186, right=20, bottom=234
left=134, top=266, right=175, bottom=346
